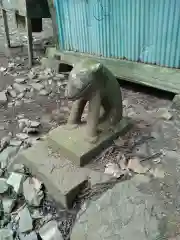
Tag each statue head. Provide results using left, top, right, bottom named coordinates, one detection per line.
left=66, top=60, right=101, bottom=100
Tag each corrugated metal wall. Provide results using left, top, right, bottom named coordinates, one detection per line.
left=54, top=0, right=180, bottom=68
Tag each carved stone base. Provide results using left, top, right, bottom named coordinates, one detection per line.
left=47, top=118, right=131, bottom=167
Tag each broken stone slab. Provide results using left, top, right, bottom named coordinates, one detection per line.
left=18, top=207, right=33, bottom=233
left=9, top=141, right=89, bottom=208
left=31, top=83, right=44, bottom=91
left=0, top=91, right=7, bottom=104
left=13, top=83, right=30, bottom=93
left=7, top=172, right=24, bottom=194
left=40, top=58, right=60, bottom=73
left=48, top=118, right=130, bottom=166
left=23, top=177, right=44, bottom=207
left=14, top=78, right=27, bottom=84
left=39, top=220, right=63, bottom=240
left=0, top=146, right=19, bottom=169
left=0, top=178, right=9, bottom=194
left=0, top=228, right=13, bottom=240
left=2, top=198, right=16, bottom=214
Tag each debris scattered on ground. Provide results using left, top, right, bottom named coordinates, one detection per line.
left=18, top=206, right=33, bottom=233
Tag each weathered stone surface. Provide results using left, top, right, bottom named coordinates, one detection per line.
left=23, top=177, right=44, bottom=206
left=71, top=178, right=163, bottom=240
left=48, top=118, right=130, bottom=166
left=19, top=231, right=37, bottom=240
left=2, top=198, right=16, bottom=214
left=0, top=178, right=8, bottom=194
left=0, top=228, right=13, bottom=240
left=7, top=172, right=24, bottom=194
left=172, top=94, right=180, bottom=110
left=0, top=91, right=7, bottom=104
left=18, top=207, right=33, bottom=233
left=9, top=141, right=89, bottom=208
left=39, top=221, right=63, bottom=240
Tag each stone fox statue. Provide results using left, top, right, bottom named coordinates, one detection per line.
left=65, top=59, right=123, bottom=142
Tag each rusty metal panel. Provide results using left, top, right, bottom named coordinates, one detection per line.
left=55, top=0, right=180, bottom=68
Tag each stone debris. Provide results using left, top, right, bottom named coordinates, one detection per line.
left=18, top=207, right=33, bottom=233
left=127, top=157, right=149, bottom=174
left=12, top=164, right=25, bottom=173
left=13, top=83, right=29, bottom=93
left=7, top=172, right=24, bottom=194
left=104, top=163, right=123, bottom=178
left=0, top=91, right=7, bottom=104
left=14, top=78, right=27, bottom=84
left=0, top=133, right=12, bottom=151
left=0, top=178, right=8, bottom=194
left=19, top=231, right=38, bottom=240
left=0, top=228, right=13, bottom=240
left=0, top=67, right=7, bottom=72
left=7, top=89, right=17, bottom=98
left=16, top=133, right=29, bottom=141
left=2, top=198, right=16, bottom=214
left=147, top=108, right=173, bottom=121
left=39, top=89, right=49, bottom=96
left=39, top=221, right=63, bottom=240
left=23, top=177, right=44, bottom=206
left=31, top=83, right=44, bottom=91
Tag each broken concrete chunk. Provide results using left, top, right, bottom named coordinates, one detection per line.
left=8, top=90, right=17, bottom=98
left=0, top=91, right=7, bottom=104
left=7, top=172, right=24, bottom=194
left=0, top=178, right=8, bottom=193
left=2, top=198, right=16, bottom=214
left=23, top=177, right=44, bottom=206
left=39, top=221, right=63, bottom=240
left=31, top=83, right=44, bottom=91
left=39, top=89, right=49, bottom=96
left=12, top=164, right=25, bottom=173
left=10, top=140, right=22, bottom=147
left=16, top=133, right=29, bottom=141
left=18, top=207, right=33, bottom=233
left=0, top=146, right=19, bottom=169
left=14, top=78, right=27, bottom=84
left=0, top=133, right=12, bottom=150
left=30, top=121, right=41, bottom=128
left=13, top=83, right=29, bottom=93
left=127, top=157, right=149, bottom=174
left=0, top=228, right=13, bottom=240
left=104, top=163, right=122, bottom=178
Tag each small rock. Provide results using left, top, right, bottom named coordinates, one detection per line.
left=2, top=198, right=16, bottom=214
left=12, top=164, right=25, bottom=173
left=23, top=177, right=44, bottom=206
left=7, top=172, right=24, bottom=194
left=16, top=133, right=29, bottom=140
left=0, top=67, right=6, bottom=72
left=13, top=83, right=29, bottom=93
left=55, top=73, right=65, bottom=80
left=30, top=121, right=41, bottom=128
left=0, top=228, right=13, bottom=240
left=23, top=127, right=39, bottom=134
left=28, top=71, right=37, bottom=80
left=39, top=221, right=63, bottom=240
left=147, top=108, right=173, bottom=121
left=31, top=209, right=43, bottom=219
left=0, top=146, right=19, bottom=169
left=17, top=92, right=25, bottom=99
left=172, top=94, right=180, bottom=110
left=0, top=178, right=8, bottom=193
left=31, top=83, right=44, bottom=91
left=18, top=207, right=33, bottom=233
left=8, top=90, right=17, bottom=98
left=39, top=89, right=49, bottom=96
left=104, top=163, right=122, bottom=178
left=149, top=167, right=165, bottom=179
left=127, top=157, right=149, bottom=174
left=0, top=91, right=7, bottom=104
left=14, top=78, right=27, bottom=84
left=0, top=132, right=12, bottom=151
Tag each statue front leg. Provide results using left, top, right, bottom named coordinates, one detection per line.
left=86, top=90, right=101, bottom=143
left=67, top=98, right=87, bottom=129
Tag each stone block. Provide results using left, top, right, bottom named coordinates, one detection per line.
left=48, top=118, right=130, bottom=166
left=9, top=141, right=89, bottom=208
left=39, top=221, right=63, bottom=240
left=40, top=58, right=60, bottom=73
left=0, top=91, right=7, bottom=104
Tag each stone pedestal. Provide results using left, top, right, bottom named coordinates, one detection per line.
left=48, top=118, right=131, bottom=166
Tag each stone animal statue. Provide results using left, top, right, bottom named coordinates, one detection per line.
left=65, top=59, right=123, bottom=143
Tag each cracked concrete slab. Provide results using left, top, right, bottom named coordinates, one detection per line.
left=9, top=141, right=89, bottom=208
